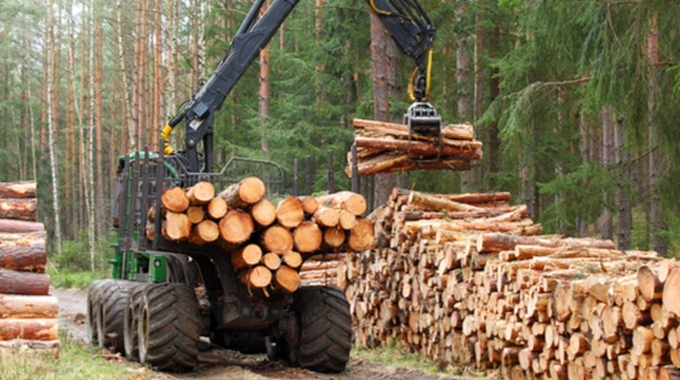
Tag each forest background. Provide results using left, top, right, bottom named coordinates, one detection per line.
left=1, top=0, right=679, bottom=272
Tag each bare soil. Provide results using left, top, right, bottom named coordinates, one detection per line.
left=51, top=287, right=462, bottom=380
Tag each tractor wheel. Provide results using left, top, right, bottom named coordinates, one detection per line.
left=138, top=283, right=199, bottom=372
left=293, top=286, right=351, bottom=373
left=123, top=283, right=147, bottom=361
left=98, top=280, right=136, bottom=353
left=87, top=279, right=113, bottom=346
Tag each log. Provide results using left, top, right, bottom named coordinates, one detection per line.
left=186, top=206, right=205, bottom=224
left=0, top=231, right=46, bottom=272
left=355, top=136, right=483, bottom=159
left=316, top=191, right=367, bottom=216
left=251, top=199, right=276, bottom=227
left=276, top=197, right=305, bottom=228
left=218, top=177, right=266, bottom=209
left=338, top=210, right=357, bottom=230
left=163, top=212, right=192, bottom=241
left=312, top=206, right=340, bottom=228
left=0, top=181, right=37, bottom=199
left=188, top=220, right=219, bottom=245
left=231, top=244, right=263, bottom=270
left=663, top=267, right=680, bottom=317
left=408, top=190, right=483, bottom=212
left=282, top=251, right=303, bottom=268
left=0, top=269, right=50, bottom=295
left=0, top=199, right=38, bottom=222
left=261, top=252, right=282, bottom=271
left=0, top=219, right=44, bottom=233
left=186, top=181, right=215, bottom=205
left=206, top=197, right=228, bottom=220
left=639, top=265, right=663, bottom=302
left=348, top=217, right=374, bottom=251
left=0, top=339, right=60, bottom=359
left=323, top=226, right=346, bottom=248
left=0, top=295, right=58, bottom=319
left=218, top=210, right=254, bottom=244
left=262, top=225, right=294, bottom=254
left=293, top=221, right=322, bottom=253
left=240, top=265, right=271, bottom=288
left=299, top=196, right=319, bottom=215
left=0, top=318, right=58, bottom=340
left=161, top=187, right=190, bottom=213
left=274, top=266, right=300, bottom=292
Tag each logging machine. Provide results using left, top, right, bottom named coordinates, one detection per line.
left=87, top=0, right=440, bottom=374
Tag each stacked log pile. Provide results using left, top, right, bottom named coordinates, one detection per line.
left=0, top=181, right=59, bottom=358
left=150, top=178, right=373, bottom=294
left=346, top=119, right=483, bottom=176
left=343, top=187, right=680, bottom=380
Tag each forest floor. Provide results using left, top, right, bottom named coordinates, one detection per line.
left=52, top=287, right=482, bottom=380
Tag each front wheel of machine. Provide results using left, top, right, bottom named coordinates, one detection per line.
left=294, top=286, right=352, bottom=373
left=138, top=283, right=199, bottom=373
left=87, top=279, right=113, bottom=346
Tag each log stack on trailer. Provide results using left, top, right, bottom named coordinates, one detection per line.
left=149, top=177, right=373, bottom=294
left=324, top=187, right=680, bottom=380
left=0, top=181, right=59, bottom=358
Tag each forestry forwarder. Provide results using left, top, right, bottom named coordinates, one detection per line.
left=87, top=0, right=440, bottom=374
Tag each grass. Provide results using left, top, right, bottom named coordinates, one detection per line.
left=0, top=333, right=172, bottom=380
left=47, top=268, right=106, bottom=291
left=350, top=340, right=488, bottom=379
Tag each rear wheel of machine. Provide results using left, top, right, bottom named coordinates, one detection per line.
left=87, top=279, right=113, bottom=346
left=98, top=280, right=136, bottom=353
left=293, top=286, right=351, bottom=373
left=138, top=283, right=199, bottom=372
left=123, top=284, right=146, bottom=361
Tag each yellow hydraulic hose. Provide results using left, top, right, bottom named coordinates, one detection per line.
left=408, top=48, right=433, bottom=102
left=160, top=124, right=175, bottom=155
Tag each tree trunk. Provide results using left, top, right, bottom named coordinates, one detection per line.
left=46, top=0, right=62, bottom=255
left=600, top=105, right=614, bottom=240
left=615, top=114, right=632, bottom=250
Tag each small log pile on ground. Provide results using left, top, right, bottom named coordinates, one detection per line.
left=343, top=187, right=680, bottom=380
left=149, top=178, right=373, bottom=294
left=346, top=119, right=483, bottom=176
left=0, top=181, right=59, bottom=358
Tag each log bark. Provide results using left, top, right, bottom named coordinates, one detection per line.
left=0, top=231, right=46, bottom=272
left=355, top=136, right=483, bottom=159
left=163, top=212, right=191, bottom=241
left=0, top=318, right=58, bottom=340
left=161, top=186, right=190, bottom=213
left=218, top=177, right=266, bottom=209
left=0, top=295, right=58, bottom=318
left=316, top=191, right=367, bottom=216
left=409, top=190, right=483, bottom=212
left=218, top=210, right=254, bottom=244
left=251, top=199, right=276, bottom=227
left=293, top=221, right=322, bottom=253
left=274, top=266, right=300, bottom=292
left=0, top=181, right=37, bottom=199
left=0, top=219, right=44, bottom=233
left=206, top=197, right=228, bottom=220
left=186, top=181, right=215, bottom=205
left=262, top=225, right=294, bottom=254
left=0, top=269, right=49, bottom=295
left=231, top=244, right=263, bottom=270
left=353, top=118, right=475, bottom=141
left=0, top=339, right=60, bottom=358
left=276, top=197, right=304, bottom=228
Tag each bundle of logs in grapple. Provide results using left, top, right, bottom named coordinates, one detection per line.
left=342, top=187, right=680, bottom=380
left=345, top=119, right=483, bottom=176
left=147, top=177, right=373, bottom=294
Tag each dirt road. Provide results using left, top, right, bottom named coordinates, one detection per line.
left=51, top=287, right=461, bottom=380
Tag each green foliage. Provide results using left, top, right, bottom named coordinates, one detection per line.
left=49, top=230, right=117, bottom=273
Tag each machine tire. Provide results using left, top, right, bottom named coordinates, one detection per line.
left=87, top=279, right=113, bottom=346
left=98, top=280, right=136, bottom=353
left=138, top=283, right=199, bottom=372
left=124, top=283, right=147, bottom=361
left=294, top=286, right=351, bottom=373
